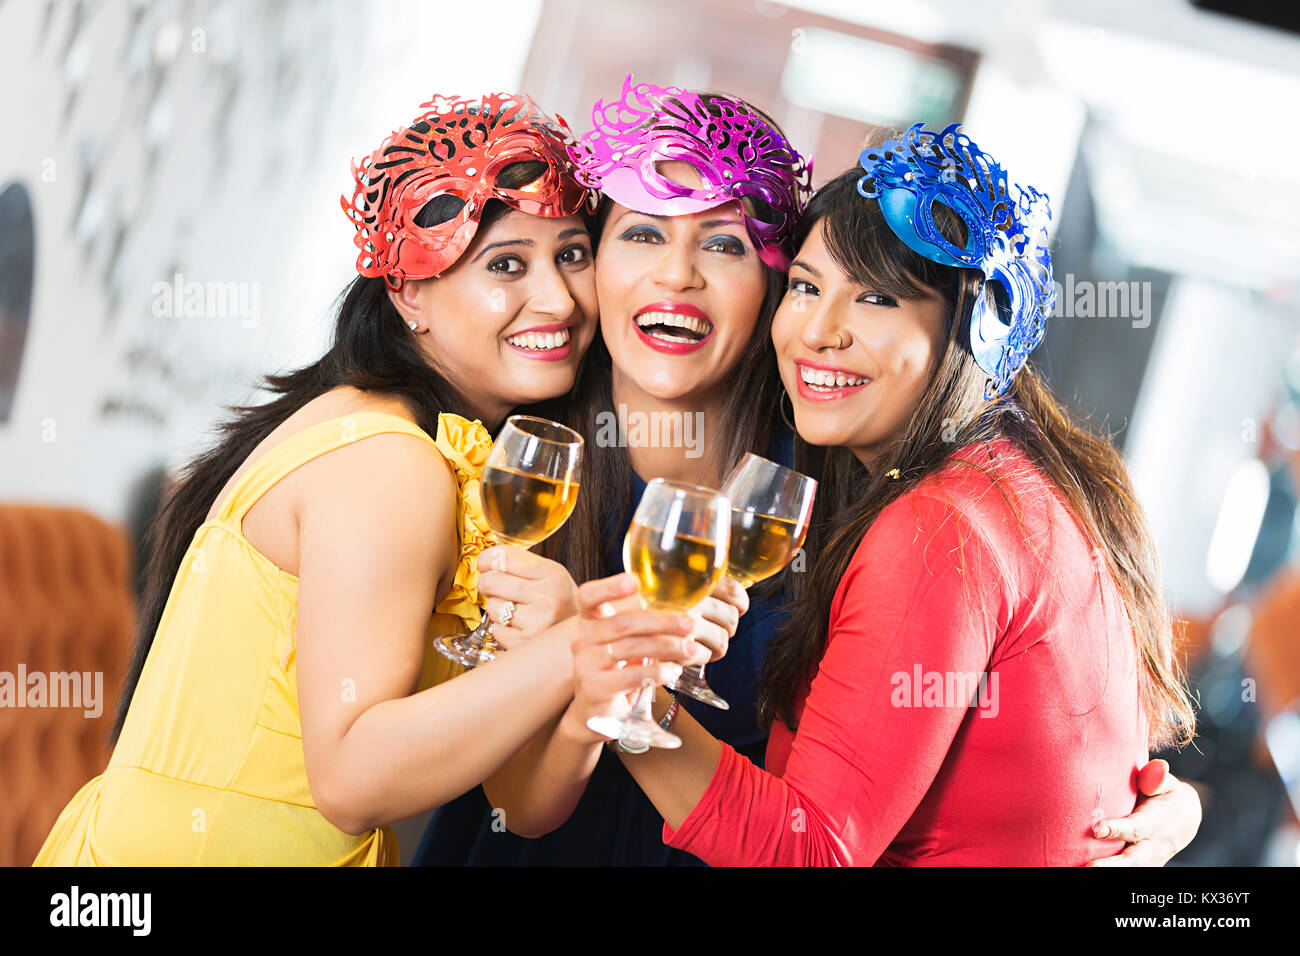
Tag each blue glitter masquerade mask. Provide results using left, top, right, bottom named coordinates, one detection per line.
left=857, top=123, right=1056, bottom=399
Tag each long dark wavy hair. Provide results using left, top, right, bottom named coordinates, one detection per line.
left=758, top=165, right=1196, bottom=750
left=111, top=169, right=551, bottom=743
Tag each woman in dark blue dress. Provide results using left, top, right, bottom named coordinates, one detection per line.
left=413, top=79, right=808, bottom=866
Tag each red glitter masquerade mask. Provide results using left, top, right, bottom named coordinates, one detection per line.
left=341, top=92, right=597, bottom=290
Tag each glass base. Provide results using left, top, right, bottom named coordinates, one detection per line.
left=436, top=628, right=499, bottom=669
left=666, top=664, right=730, bottom=710
left=586, top=714, right=681, bottom=750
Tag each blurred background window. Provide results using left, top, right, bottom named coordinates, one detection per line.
left=0, top=180, right=35, bottom=424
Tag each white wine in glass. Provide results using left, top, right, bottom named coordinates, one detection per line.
left=622, top=525, right=728, bottom=610
left=666, top=453, right=816, bottom=709
left=587, top=479, right=730, bottom=750
left=436, top=416, right=582, bottom=668
left=725, top=509, right=804, bottom=588
left=480, top=466, right=580, bottom=548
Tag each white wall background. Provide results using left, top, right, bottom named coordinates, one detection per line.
left=0, top=0, right=542, bottom=521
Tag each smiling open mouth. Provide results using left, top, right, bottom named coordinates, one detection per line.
left=799, top=366, right=869, bottom=391
left=505, top=326, right=574, bottom=361
left=634, top=311, right=714, bottom=343
left=506, top=328, right=570, bottom=351
left=626, top=304, right=717, bottom=356
left=795, top=362, right=871, bottom=401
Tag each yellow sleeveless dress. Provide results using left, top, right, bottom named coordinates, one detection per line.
left=33, top=411, right=492, bottom=866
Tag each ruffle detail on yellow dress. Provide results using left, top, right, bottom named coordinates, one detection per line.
left=430, top=412, right=493, bottom=633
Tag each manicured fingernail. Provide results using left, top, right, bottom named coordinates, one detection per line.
left=1094, top=824, right=1110, bottom=838
left=682, top=638, right=699, bottom=658
left=678, top=615, right=694, bottom=632
left=665, top=664, right=683, bottom=681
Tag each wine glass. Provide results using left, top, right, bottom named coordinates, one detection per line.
left=436, top=415, right=582, bottom=668
left=586, top=479, right=731, bottom=750
left=666, top=453, right=817, bottom=709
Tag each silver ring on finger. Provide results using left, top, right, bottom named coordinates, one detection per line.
left=496, top=600, right=516, bottom=628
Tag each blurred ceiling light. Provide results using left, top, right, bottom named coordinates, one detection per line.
left=1038, top=19, right=1300, bottom=149
left=780, top=0, right=951, bottom=44
left=1040, top=18, right=1300, bottom=289
left=1205, top=457, right=1271, bottom=594
left=779, top=27, right=964, bottom=127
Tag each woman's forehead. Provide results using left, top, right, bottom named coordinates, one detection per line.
left=605, top=197, right=747, bottom=229
left=791, top=221, right=832, bottom=264
left=477, top=208, right=589, bottom=238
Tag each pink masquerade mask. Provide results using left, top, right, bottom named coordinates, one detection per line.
left=570, top=75, right=813, bottom=271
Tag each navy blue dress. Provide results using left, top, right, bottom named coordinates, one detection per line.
left=412, top=429, right=794, bottom=866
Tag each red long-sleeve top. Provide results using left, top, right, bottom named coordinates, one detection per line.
left=664, top=437, right=1150, bottom=865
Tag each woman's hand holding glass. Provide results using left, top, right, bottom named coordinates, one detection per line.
left=587, top=478, right=731, bottom=749
left=568, top=573, right=699, bottom=742
left=476, top=545, right=580, bottom=650
left=683, top=576, right=749, bottom=666
left=437, top=415, right=583, bottom=668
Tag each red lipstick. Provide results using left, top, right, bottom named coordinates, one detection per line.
left=793, top=360, right=872, bottom=402
left=631, top=301, right=715, bottom=356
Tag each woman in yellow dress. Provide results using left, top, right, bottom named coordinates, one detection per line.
left=34, top=91, right=698, bottom=866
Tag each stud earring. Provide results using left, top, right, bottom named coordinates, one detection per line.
left=408, top=321, right=418, bottom=331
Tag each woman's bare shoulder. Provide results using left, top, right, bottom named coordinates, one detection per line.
left=205, top=387, right=426, bottom=525
left=290, top=390, right=460, bottom=572
left=283, top=385, right=419, bottom=432
left=290, top=387, right=453, bottom=495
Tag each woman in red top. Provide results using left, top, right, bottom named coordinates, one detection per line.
left=528, top=126, right=1197, bottom=865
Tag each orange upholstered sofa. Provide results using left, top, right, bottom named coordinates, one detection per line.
left=0, top=504, right=134, bottom=865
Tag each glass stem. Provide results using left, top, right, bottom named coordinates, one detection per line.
left=478, top=532, right=507, bottom=654
left=631, top=661, right=655, bottom=722
left=474, top=611, right=500, bottom=653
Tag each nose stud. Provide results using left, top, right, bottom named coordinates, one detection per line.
left=834, top=331, right=845, bottom=348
